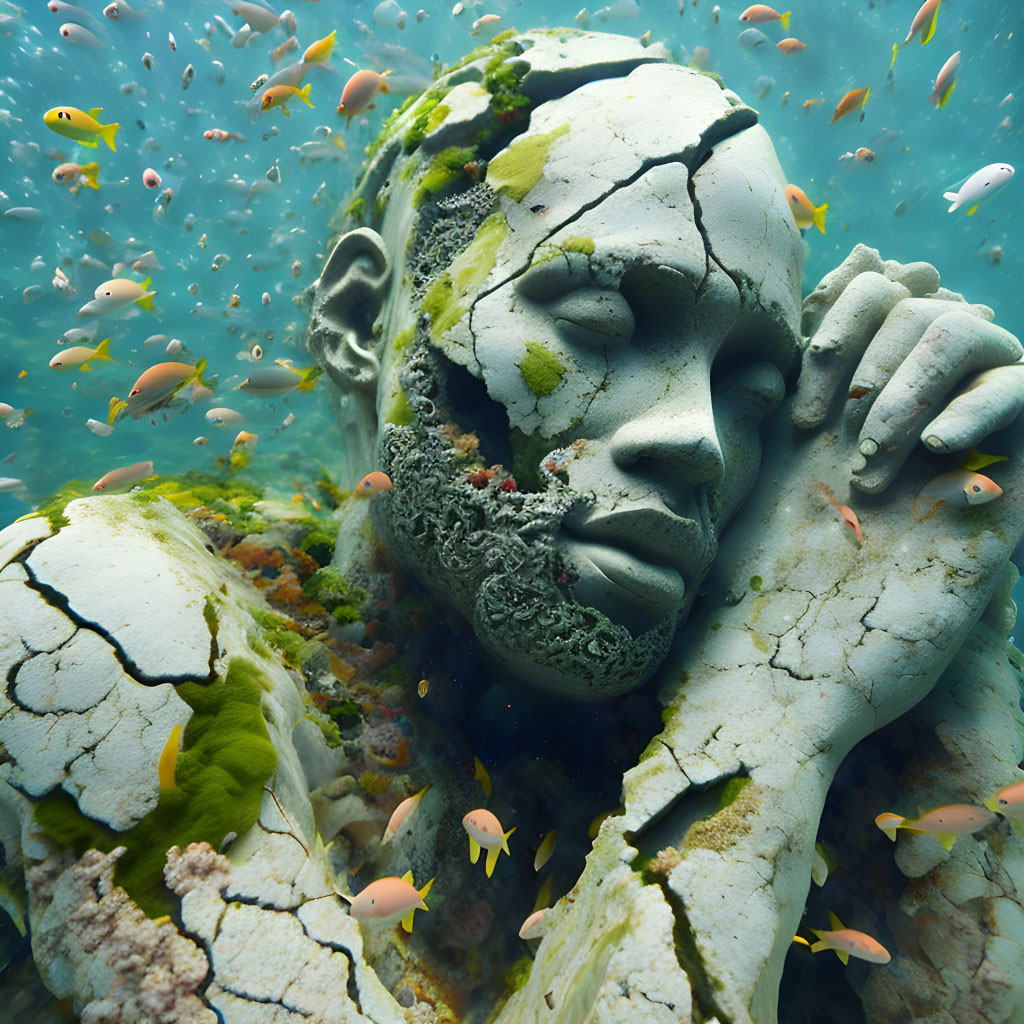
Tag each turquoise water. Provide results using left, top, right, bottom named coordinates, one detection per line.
left=0, top=1, right=1019, bottom=531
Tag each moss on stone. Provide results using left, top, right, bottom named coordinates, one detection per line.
left=519, top=341, right=565, bottom=396
left=425, top=102, right=450, bottom=133
left=486, top=124, right=569, bottom=202
left=20, top=480, right=93, bottom=530
left=561, top=236, right=595, bottom=255
left=421, top=212, right=507, bottom=341
left=385, top=385, right=416, bottom=426
left=303, top=567, right=367, bottom=624
left=33, top=658, right=278, bottom=917
left=343, top=197, right=366, bottom=223
left=483, top=48, right=530, bottom=116
left=682, top=782, right=763, bottom=854
left=718, top=776, right=751, bottom=810
left=391, top=327, right=416, bottom=353
left=366, top=93, right=418, bottom=160
left=749, top=575, right=763, bottom=592
left=413, top=145, right=478, bottom=206
left=402, top=90, right=448, bottom=155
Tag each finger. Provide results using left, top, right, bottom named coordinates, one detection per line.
left=920, top=363, right=1024, bottom=454
left=880, top=259, right=940, bottom=297
left=842, top=298, right=994, bottom=432
left=792, top=272, right=909, bottom=429
left=852, top=311, right=1023, bottom=493
left=800, top=243, right=885, bottom=339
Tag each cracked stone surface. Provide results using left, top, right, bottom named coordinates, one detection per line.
left=0, top=496, right=409, bottom=1024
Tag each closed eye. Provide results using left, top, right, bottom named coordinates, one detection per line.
left=548, top=288, right=635, bottom=347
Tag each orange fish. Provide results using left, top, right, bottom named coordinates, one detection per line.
left=381, top=786, right=429, bottom=844
left=785, top=184, right=828, bottom=234
left=519, top=908, right=547, bottom=939
left=776, top=37, right=806, bottom=54
left=463, top=808, right=516, bottom=877
left=261, top=83, right=313, bottom=116
left=912, top=469, right=1003, bottom=520
left=337, top=69, right=390, bottom=125
left=985, top=781, right=1024, bottom=819
left=92, top=460, right=154, bottom=492
left=739, top=4, right=790, bottom=28
left=817, top=483, right=863, bottom=544
left=875, top=803, right=998, bottom=850
left=798, top=911, right=891, bottom=965
left=343, top=872, right=433, bottom=933
left=830, top=87, right=870, bottom=125
left=354, top=471, right=392, bottom=497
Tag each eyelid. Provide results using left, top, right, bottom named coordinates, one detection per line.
left=547, top=288, right=635, bottom=345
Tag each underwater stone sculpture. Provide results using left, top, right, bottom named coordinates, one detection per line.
left=309, top=28, right=1024, bottom=1024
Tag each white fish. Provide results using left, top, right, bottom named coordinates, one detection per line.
left=60, top=322, right=99, bottom=346
left=943, top=163, right=1015, bottom=214
left=47, top=1, right=99, bottom=25
left=0, top=477, right=25, bottom=493
left=231, top=1, right=280, bottom=34
left=4, top=207, right=50, bottom=223
left=103, top=0, right=142, bottom=19
left=86, top=417, right=114, bottom=437
left=59, top=22, right=104, bottom=45
left=205, top=407, right=245, bottom=427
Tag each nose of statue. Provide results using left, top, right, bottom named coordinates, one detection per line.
left=609, top=408, right=725, bottom=487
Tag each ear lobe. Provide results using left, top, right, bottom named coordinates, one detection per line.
left=308, top=228, right=390, bottom=394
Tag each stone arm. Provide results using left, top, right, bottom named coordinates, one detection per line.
left=494, top=246, right=1024, bottom=1024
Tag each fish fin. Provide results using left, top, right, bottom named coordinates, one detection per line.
left=107, top=396, right=127, bottom=425
left=485, top=845, right=500, bottom=877
left=502, top=826, right=517, bottom=855
left=860, top=87, right=871, bottom=108
left=93, top=337, right=113, bottom=362
left=473, top=755, right=492, bottom=798
left=418, top=877, right=434, bottom=903
left=192, top=358, right=209, bottom=387
left=921, top=6, right=939, bottom=45
left=140, top=276, right=152, bottom=291
left=401, top=870, right=413, bottom=884
left=88, top=107, right=103, bottom=119
left=912, top=497, right=943, bottom=521
left=158, top=724, right=182, bottom=790
left=890, top=42, right=898, bottom=69
left=780, top=11, right=790, bottom=29
left=879, top=824, right=899, bottom=841
left=941, top=191, right=959, bottom=202
left=966, top=204, right=979, bottom=216
left=962, top=450, right=1008, bottom=471
left=827, top=910, right=845, bottom=932
left=812, top=202, right=828, bottom=235
left=380, top=828, right=393, bottom=844
left=78, top=136, right=98, bottom=149
left=468, top=836, right=481, bottom=863
left=136, top=292, right=156, bottom=312
left=82, top=162, right=100, bottom=189
left=792, top=935, right=811, bottom=948
left=534, top=874, right=553, bottom=913
left=938, top=79, right=957, bottom=107
left=401, top=909, right=415, bottom=933
left=337, top=891, right=353, bottom=904
left=99, top=122, right=119, bottom=152
left=295, top=365, right=322, bottom=392
left=984, top=795, right=1000, bottom=814
left=298, top=83, right=314, bottom=107
left=281, top=105, right=291, bottom=116
left=79, top=363, right=92, bottom=372
left=380, top=81, right=389, bottom=94
left=938, top=832, right=958, bottom=851
left=836, top=950, right=849, bottom=966
left=810, top=939, right=827, bottom=953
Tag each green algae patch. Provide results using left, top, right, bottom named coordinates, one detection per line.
left=718, top=776, right=751, bottom=810
left=343, top=197, right=366, bottom=223
left=391, top=327, right=416, bottom=354
left=682, top=781, right=763, bottom=854
left=303, top=566, right=367, bottom=625
left=385, top=385, right=416, bottom=426
left=519, top=341, right=565, bottom=396
left=484, top=47, right=530, bottom=117
left=422, top=213, right=507, bottom=341
left=402, top=89, right=450, bottom=155
left=749, top=575, right=763, bottom=592
left=562, top=236, right=595, bottom=255
left=486, top=124, right=568, bottom=202
left=19, top=480, right=93, bottom=530
left=34, top=658, right=278, bottom=917
left=413, top=145, right=478, bottom=206
left=366, top=93, right=418, bottom=160
left=425, top=102, right=450, bottom=133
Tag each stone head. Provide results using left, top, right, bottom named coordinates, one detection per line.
left=309, top=29, right=804, bottom=699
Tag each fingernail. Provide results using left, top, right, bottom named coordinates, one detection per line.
left=859, top=438, right=878, bottom=457
left=923, top=435, right=947, bottom=452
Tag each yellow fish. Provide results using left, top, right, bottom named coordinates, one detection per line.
left=302, top=28, right=336, bottom=65
left=261, top=83, right=313, bottom=117
left=473, top=755, right=492, bottom=798
left=43, top=106, right=119, bottom=151
left=784, top=184, right=828, bottom=234
left=158, top=724, right=183, bottom=790
left=961, top=450, right=1008, bottom=472
left=534, top=829, right=557, bottom=872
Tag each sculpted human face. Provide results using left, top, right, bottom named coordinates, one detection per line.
left=372, top=63, right=802, bottom=698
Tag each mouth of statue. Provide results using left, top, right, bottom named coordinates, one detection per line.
left=559, top=534, right=686, bottom=635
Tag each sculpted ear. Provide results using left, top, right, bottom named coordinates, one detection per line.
left=308, top=228, right=390, bottom=393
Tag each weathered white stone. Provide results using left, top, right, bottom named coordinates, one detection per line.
left=0, top=515, right=51, bottom=568
left=25, top=497, right=215, bottom=681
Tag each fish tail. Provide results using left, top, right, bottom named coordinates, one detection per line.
left=136, top=292, right=156, bottom=312
left=938, top=79, right=956, bottom=108
left=502, top=826, right=517, bottom=854
left=780, top=11, right=791, bottom=29
left=836, top=950, right=850, bottom=966
left=192, top=358, right=210, bottom=388
left=812, top=202, right=828, bottom=235
left=418, top=877, right=434, bottom=903
left=921, top=7, right=939, bottom=45
left=295, top=365, right=323, bottom=392
left=485, top=845, right=500, bottom=877
left=299, top=83, right=314, bottom=108
left=100, top=121, right=119, bottom=152
left=93, top=337, right=114, bottom=362
left=82, top=162, right=100, bottom=189
left=107, top=396, right=127, bottom=425
left=860, top=87, right=871, bottom=109
left=890, top=42, right=898, bottom=69
left=158, top=724, right=182, bottom=790
left=792, top=935, right=811, bottom=949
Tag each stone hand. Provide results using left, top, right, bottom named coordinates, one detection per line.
left=791, top=243, right=1024, bottom=493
